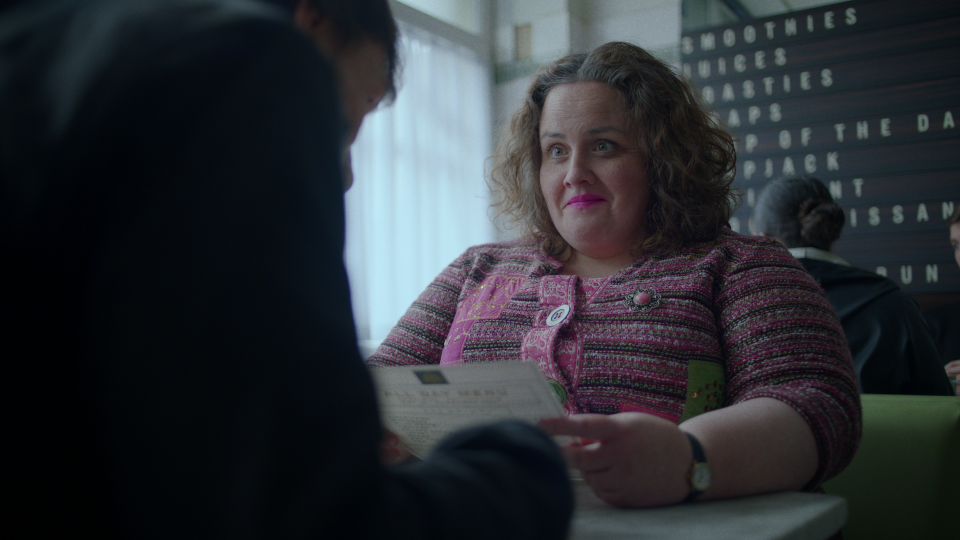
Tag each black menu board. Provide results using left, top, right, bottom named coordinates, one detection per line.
left=681, top=0, right=960, bottom=302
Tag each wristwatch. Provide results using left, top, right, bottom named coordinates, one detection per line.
left=683, top=432, right=712, bottom=502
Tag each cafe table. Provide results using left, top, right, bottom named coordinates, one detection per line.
left=569, top=480, right=846, bottom=540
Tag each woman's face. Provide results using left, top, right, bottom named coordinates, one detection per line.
left=539, top=81, right=650, bottom=261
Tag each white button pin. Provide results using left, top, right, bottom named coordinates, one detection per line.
left=546, top=304, right=571, bottom=327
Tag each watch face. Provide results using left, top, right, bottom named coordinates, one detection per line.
left=692, top=463, right=713, bottom=491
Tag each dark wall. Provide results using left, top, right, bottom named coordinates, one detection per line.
left=680, top=0, right=960, bottom=308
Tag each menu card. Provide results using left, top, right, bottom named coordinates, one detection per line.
left=369, top=362, right=567, bottom=457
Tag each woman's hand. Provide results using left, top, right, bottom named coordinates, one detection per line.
left=539, top=413, right=691, bottom=507
left=540, top=398, right=820, bottom=508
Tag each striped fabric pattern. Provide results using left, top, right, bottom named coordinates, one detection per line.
left=367, top=230, right=862, bottom=487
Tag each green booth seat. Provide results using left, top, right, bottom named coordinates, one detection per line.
left=822, top=394, right=959, bottom=540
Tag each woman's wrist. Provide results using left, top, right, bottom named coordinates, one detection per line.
left=681, top=432, right=713, bottom=502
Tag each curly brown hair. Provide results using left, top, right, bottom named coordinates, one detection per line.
left=488, top=42, right=739, bottom=258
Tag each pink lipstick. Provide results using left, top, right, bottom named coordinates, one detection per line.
left=565, top=194, right=607, bottom=209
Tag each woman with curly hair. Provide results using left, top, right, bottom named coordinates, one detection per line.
left=367, top=42, right=861, bottom=508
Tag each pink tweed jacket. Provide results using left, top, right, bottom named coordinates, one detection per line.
left=367, top=230, right=861, bottom=487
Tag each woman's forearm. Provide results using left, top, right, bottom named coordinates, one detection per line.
left=680, top=397, right=819, bottom=501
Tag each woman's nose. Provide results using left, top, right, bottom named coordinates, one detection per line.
left=563, top=152, right=596, bottom=187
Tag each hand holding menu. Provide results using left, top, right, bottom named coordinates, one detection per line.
left=369, top=361, right=567, bottom=458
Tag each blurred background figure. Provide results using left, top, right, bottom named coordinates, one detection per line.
left=922, top=204, right=960, bottom=395
left=752, top=174, right=953, bottom=396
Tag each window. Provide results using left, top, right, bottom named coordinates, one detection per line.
left=344, top=20, right=495, bottom=357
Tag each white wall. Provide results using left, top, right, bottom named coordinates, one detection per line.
left=577, top=0, right=682, bottom=54
left=492, top=0, right=683, bottom=141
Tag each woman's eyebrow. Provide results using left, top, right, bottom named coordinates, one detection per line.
left=541, top=126, right=625, bottom=138
left=587, top=125, right=626, bottom=135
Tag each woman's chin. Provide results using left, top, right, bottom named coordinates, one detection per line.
left=565, top=240, right=634, bottom=263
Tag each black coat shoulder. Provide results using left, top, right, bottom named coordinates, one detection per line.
left=799, top=259, right=952, bottom=395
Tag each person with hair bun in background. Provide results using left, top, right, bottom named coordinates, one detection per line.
left=752, top=175, right=953, bottom=396
left=922, top=204, right=960, bottom=395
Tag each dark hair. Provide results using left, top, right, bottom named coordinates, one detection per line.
left=488, top=42, right=738, bottom=258
left=752, top=174, right=845, bottom=251
left=263, top=0, right=400, bottom=102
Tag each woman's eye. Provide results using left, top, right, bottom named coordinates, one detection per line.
left=549, top=146, right=564, bottom=157
left=596, top=141, right=612, bottom=151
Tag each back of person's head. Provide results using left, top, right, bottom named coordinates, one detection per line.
left=263, top=0, right=400, bottom=102
left=752, top=174, right=845, bottom=251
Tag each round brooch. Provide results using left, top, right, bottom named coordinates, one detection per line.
left=624, top=287, right=661, bottom=313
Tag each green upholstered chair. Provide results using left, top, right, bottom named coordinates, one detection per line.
left=822, top=394, right=959, bottom=540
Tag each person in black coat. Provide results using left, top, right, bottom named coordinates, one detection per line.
left=1, top=0, right=573, bottom=537
left=751, top=175, right=953, bottom=396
